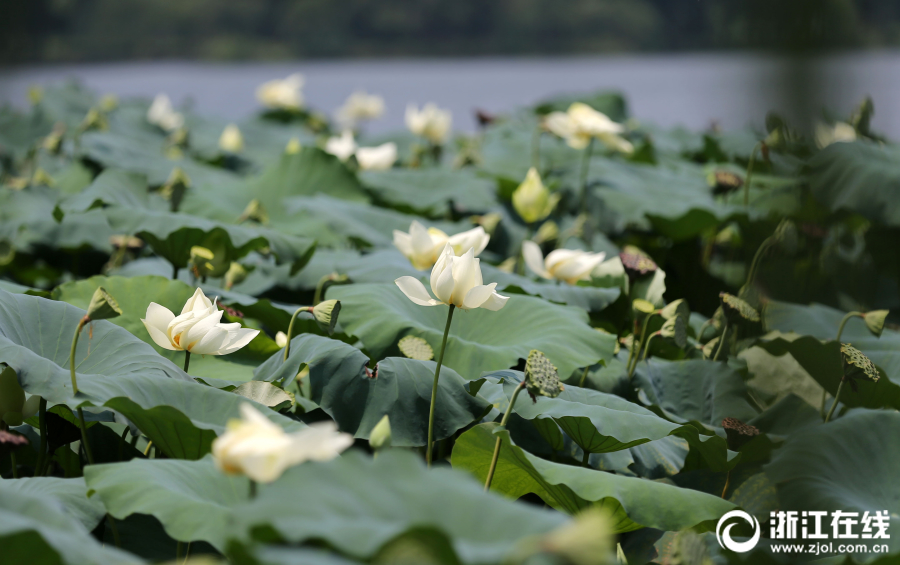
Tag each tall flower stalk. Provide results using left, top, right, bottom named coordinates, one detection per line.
left=426, top=305, right=455, bottom=466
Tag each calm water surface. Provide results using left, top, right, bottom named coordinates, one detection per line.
left=2, top=52, right=899, bottom=137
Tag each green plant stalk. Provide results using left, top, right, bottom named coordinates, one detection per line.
left=313, top=274, right=332, bottom=306
left=712, top=321, right=729, bottom=362
left=578, top=366, right=590, bottom=388
left=581, top=450, right=591, bottom=468
left=577, top=137, right=595, bottom=214
left=10, top=450, right=18, bottom=478
left=821, top=311, right=861, bottom=417
left=426, top=305, right=455, bottom=467
left=721, top=470, right=731, bottom=499
left=824, top=379, right=846, bottom=423
left=183, top=351, right=191, bottom=373
left=743, top=142, right=760, bottom=207
left=283, top=306, right=313, bottom=362
left=35, top=397, right=47, bottom=476
left=249, top=480, right=257, bottom=499
left=70, top=316, right=95, bottom=465
left=628, top=313, right=656, bottom=378
left=640, top=333, right=658, bottom=363
left=745, top=236, right=774, bottom=288
left=484, top=380, right=526, bottom=490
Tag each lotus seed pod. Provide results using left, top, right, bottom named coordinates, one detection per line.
left=659, top=298, right=689, bottom=321
left=863, top=310, right=889, bottom=338
left=722, top=417, right=760, bottom=450
left=719, top=292, right=760, bottom=324
left=632, top=298, right=655, bottom=319
left=619, top=248, right=657, bottom=280
left=524, top=350, right=563, bottom=401
left=312, top=300, right=341, bottom=335
left=86, top=286, right=123, bottom=321
left=369, top=415, right=392, bottom=451
left=398, top=335, right=434, bottom=361
left=840, top=343, right=879, bottom=383
left=0, top=366, right=25, bottom=424
left=224, top=262, right=249, bottom=290
left=708, top=170, right=743, bottom=196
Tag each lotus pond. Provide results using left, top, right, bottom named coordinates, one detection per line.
left=0, top=80, right=898, bottom=565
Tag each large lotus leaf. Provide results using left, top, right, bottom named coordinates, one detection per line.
left=0, top=288, right=301, bottom=458
left=58, top=168, right=166, bottom=216
left=359, top=168, right=496, bottom=217
left=84, top=455, right=248, bottom=550
left=482, top=264, right=621, bottom=312
left=241, top=149, right=370, bottom=209
left=632, top=358, right=758, bottom=426
left=0, top=478, right=143, bottom=565
left=254, top=334, right=488, bottom=445
left=2, top=477, right=105, bottom=531
left=284, top=194, right=468, bottom=249
left=52, top=275, right=277, bottom=382
left=328, top=283, right=614, bottom=380
left=229, top=544, right=366, bottom=565
left=807, top=141, right=900, bottom=226
left=477, top=113, right=581, bottom=182
left=0, top=106, right=55, bottom=160
left=452, top=423, right=734, bottom=533
left=104, top=206, right=315, bottom=274
left=85, top=450, right=567, bottom=564
left=765, top=410, right=900, bottom=560
left=0, top=185, right=113, bottom=252
left=475, top=371, right=737, bottom=471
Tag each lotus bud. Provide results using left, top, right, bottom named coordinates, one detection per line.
left=79, top=108, right=108, bottom=132
left=533, top=221, right=559, bottom=244
left=719, top=292, right=760, bottom=324
left=714, top=224, right=742, bottom=247
left=238, top=199, right=268, bottom=225
left=524, top=350, right=563, bottom=402
left=0, top=366, right=26, bottom=427
left=218, top=124, right=244, bottom=153
left=398, top=335, right=433, bottom=361
left=512, top=167, right=558, bottom=224
left=190, top=246, right=216, bottom=279
left=312, top=300, right=341, bottom=335
left=471, top=213, right=502, bottom=235
left=275, top=331, right=288, bottom=348
left=369, top=415, right=392, bottom=451
left=285, top=137, right=302, bottom=154
left=42, top=123, right=66, bottom=154
left=863, top=310, right=889, bottom=338
left=224, top=262, right=249, bottom=290
left=86, top=287, right=123, bottom=321
left=31, top=168, right=55, bottom=187
left=659, top=298, right=689, bottom=321
left=722, top=417, right=760, bottom=450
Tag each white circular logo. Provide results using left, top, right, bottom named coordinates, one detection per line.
left=716, top=510, right=761, bottom=553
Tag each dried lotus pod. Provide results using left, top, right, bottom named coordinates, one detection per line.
left=719, top=292, right=760, bottom=324
left=722, top=417, right=759, bottom=450
left=840, top=343, right=879, bottom=390
left=524, top=350, right=564, bottom=402
left=620, top=249, right=657, bottom=279
left=398, top=335, right=434, bottom=361
left=709, top=170, right=744, bottom=196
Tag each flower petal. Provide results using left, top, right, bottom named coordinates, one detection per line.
left=215, top=327, right=261, bottom=355
left=480, top=290, right=509, bottom=311
left=522, top=241, right=551, bottom=279
left=395, top=277, right=441, bottom=306
left=142, top=316, right=179, bottom=350
left=462, top=282, right=497, bottom=310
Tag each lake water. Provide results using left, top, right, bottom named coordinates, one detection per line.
left=2, top=52, right=899, bottom=137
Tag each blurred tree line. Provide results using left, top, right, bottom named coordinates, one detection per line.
left=3, top=0, right=900, bottom=64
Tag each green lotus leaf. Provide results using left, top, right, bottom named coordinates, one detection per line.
left=328, top=283, right=614, bottom=380
left=452, top=423, right=735, bottom=532
left=359, top=168, right=496, bottom=217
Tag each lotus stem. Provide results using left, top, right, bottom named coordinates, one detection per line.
left=577, top=138, right=595, bottom=214
left=313, top=274, right=331, bottom=305
left=712, top=321, right=729, bottom=362
left=35, top=397, right=47, bottom=476
left=745, top=235, right=774, bottom=288
left=10, top=450, right=18, bottom=478
left=106, top=515, right=121, bottom=547
left=484, top=380, right=525, bottom=490
left=183, top=351, right=191, bottom=373
left=249, top=480, right=257, bottom=499
left=581, top=450, right=591, bottom=468
left=824, top=378, right=846, bottom=423
left=640, top=333, right=658, bottom=363
left=426, top=305, right=455, bottom=467
left=821, top=311, right=862, bottom=417
left=721, top=470, right=731, bottom=499
left=628, top=313, right=656, bottom=379
left=743, top=141, right=761, bottom=207
left=283, top=306, right=313, bottom=362
left=578, top=366, right=589, bottom=388
left=143, top=441, right=153, bottom=457
left=70, top=315, right=95, bottom=465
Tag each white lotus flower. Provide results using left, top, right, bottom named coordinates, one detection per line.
left=141, top=288, right=259, bottom=355
left=147, top=93, right=184, bottom=132
left=522, top=241, right=606, bottom=284
left=336, top=91, right=385, bottom=128
left=212, top=403, right=353, bottom=483
left=393, top=221, right=490, bottom=270
left=815, top=121, right=857, bottom=148
left=219, top=124, right=244, bottom=153
left=395, top=244, right=508, bottom=311
left=356, top=142, right=397, bottom=170
left=324, top=130, right=357, bottom=162
left=405, top=103, right=452, bottom=144
left=256, top=73, right=305, bottom=110
left=544, top=102, right=632, bottom=153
